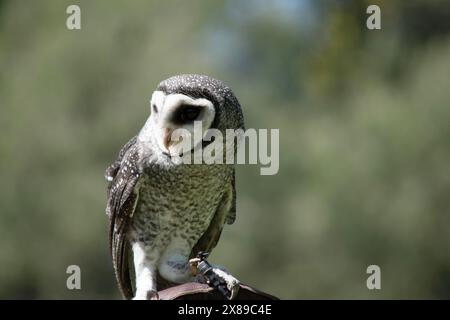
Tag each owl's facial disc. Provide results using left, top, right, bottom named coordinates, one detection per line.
left=149, top=91, right=215, bottom=156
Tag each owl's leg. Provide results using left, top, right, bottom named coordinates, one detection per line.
left=132, top=242, right=159, bottom=300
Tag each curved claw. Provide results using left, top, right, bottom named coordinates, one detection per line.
left=189, top=257, right=201, bottom=276
left=211, top=267, right=240, bottom=300
left=149, top=290, right=160, bottom=300
left=228, top=281, right=240, bottom=300
left=133, top=290, right=159, bottom=300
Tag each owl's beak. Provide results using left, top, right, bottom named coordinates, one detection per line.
left=163, top=128, right=173, bottom=151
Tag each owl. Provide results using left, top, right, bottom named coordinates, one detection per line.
left=105, top=74, right=244, bottom=299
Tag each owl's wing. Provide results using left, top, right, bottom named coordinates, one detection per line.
left=191, top=170, right=237, bottom=257
left=105, top=137, right=141, bottom=300
left=226, top=172, right=237, bottom=225
left=105, top=135, right=137, bottom=184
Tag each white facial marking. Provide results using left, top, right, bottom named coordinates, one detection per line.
left=150, top=90, right=166, bottom=113
left=148, top=91, right=215, bottom=157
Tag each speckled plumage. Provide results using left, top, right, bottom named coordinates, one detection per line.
left=105, top=75, right=244, bottom=299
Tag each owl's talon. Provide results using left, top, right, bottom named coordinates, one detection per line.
left=208, top=267, right=240, bottom=300
left=133, top=290, right=159, bottom=300
left=189, top=257, right=201, bottom=276
left=222, top=273, right=240, bottom=300
left=148, top=290, right=160, bottom=300
left=229, top=282, right=240, bottom=300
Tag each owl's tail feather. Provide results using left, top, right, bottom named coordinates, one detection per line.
left=116, top=240, right=134, bottom=299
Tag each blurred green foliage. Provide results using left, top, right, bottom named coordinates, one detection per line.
left=1, top=0, right=450, bottom=299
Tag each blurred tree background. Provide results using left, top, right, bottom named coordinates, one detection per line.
left=1, top=0, right=450, bottom=299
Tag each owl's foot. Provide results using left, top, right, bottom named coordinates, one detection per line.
left=212, top=267, right=240, bottom=300
left=133, top=290, right=159, bottom=300
left=189, top=257, right=240, bottom=300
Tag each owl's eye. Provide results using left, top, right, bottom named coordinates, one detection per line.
left=152, top=104, right=158, bottom=113
left=180, top=106, right=201, bottom=122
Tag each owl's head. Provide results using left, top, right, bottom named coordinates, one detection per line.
left=143, top=74, right=244, bottom=157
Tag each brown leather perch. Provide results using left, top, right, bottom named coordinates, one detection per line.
left=157, top=282, right=279, bottom=300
